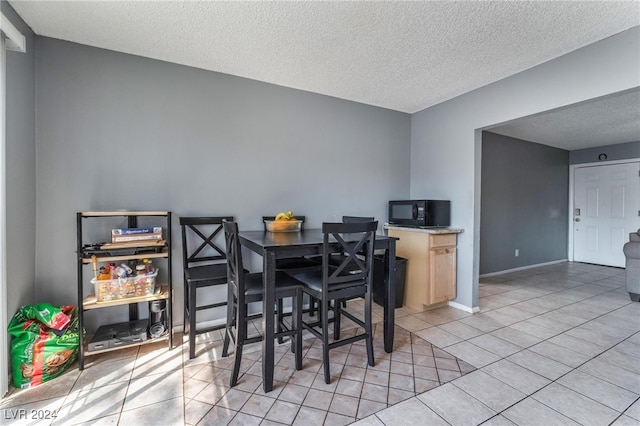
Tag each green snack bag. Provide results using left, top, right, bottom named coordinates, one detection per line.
left=8, top=304, right=80, bottom=389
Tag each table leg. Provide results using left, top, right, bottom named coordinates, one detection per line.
left=262, top=250, right=276, bottom=393
left=384, top=240, right=396, bottom=353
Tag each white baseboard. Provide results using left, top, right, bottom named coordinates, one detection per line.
left=447, top=300, right=479, bottom=313
left=480, top=259, right=567, bottom=278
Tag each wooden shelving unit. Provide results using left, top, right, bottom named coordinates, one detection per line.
left=76, top=211, right=173, bottom=370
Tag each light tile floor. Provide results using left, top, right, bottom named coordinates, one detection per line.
left=1, top=262, right=639, bottom=425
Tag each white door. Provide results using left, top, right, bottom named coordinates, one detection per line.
left=573, top=162, right=640, bottom=267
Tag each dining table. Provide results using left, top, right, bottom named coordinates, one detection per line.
left=238, top=228, right=398, bottom=393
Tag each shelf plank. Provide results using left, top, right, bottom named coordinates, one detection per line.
left=81, top=251, right=168, bottom=264
left=84, top=334, right=170, bottom=356
left=83, top=285, right=169, bottom=310
left=100, top=240, right=166, bottom=250
left=81, top=211, right=169, bottom=217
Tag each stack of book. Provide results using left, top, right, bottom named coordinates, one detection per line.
left=111, top=227, right=163, bottom=243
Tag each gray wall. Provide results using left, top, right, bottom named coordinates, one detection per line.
left=34, top=38, right=411, bottom=329
left=411, top=27, right=640, bottom=310
left=2, top=2, right=36, bottom=323
left=480, top=132, right=568, bottom=275
left=6, top=14, right=639, bottom=328
left=570, top=140, right=640, bottom=164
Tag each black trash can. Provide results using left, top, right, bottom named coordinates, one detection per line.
left=372, top=254, right=407, bottom=309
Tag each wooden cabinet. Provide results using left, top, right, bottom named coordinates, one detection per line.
left=386, top=226, right=459, bottom=311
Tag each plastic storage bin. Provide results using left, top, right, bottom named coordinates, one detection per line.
left=264, top=219, right=302, bottom=232
left=91, top=270, right=158, bottom=302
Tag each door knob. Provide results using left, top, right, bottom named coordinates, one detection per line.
left=574, top=218, right=580, bottom=222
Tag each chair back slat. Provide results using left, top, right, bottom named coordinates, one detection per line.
left=330, top=216, right=375, bottom=258
left=342, top=216, right=374, bottom=223
left=322, top=221, right=377, bottom=293
left=180, top=216, right=233, bottom=268
left=223, top=220, right=245, bottom=298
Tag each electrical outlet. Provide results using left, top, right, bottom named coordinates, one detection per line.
left=515, top=249, right=519, bottom=257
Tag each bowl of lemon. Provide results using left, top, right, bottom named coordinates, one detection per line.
left=264, top=211, right=302, bottom=232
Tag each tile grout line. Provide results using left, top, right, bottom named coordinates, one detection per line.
left=415, top=269, right=635, bottom=425
left=2, top=264, right=635, bottom=426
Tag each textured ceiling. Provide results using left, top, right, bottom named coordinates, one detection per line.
left=8, top=1, right=640, bottom=149
left=489, top=89, right=640, bottom=150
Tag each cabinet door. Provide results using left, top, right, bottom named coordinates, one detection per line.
left=388, top=229, right=429, bottom=310
left=429, top=247, right=456, bottom=304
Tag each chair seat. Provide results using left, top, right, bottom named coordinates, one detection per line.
left=288, top=269, right=366, bottom=293
left=243, top=271, right=306, bottom=301
left=185, top=263, right=228, bottom=286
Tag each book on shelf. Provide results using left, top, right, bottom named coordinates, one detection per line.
left=111, top=232, right=163, bottom=242
left=111, top=227, right=163, bottom=236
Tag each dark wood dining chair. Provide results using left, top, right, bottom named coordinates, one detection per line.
left=287, top=221, right=378, bottom=384
left=331, top=216, right=375, bottom=309
left=180, top=216, right=233, bottom=359
left=263, top=215, right=322, bottom=328
left=221, top=220, right=304, bottom=387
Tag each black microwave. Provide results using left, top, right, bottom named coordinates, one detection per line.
left=388, top=200, right=450, bottom=228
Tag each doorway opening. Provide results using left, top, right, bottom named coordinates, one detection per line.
left=476, top=90, right=639, bottom=312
